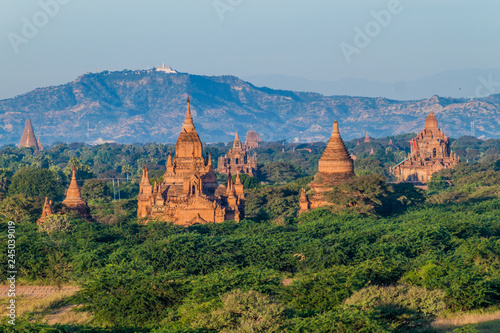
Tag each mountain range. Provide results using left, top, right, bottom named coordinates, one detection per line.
left=243, top=69, right=500, bottom=101
left=1, top=69, right=499, bottom=145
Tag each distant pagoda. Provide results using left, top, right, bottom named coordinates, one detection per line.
left=364, top=132, right=371, bottom=143
left=37, top=197, right=55, bottom=225
left=300, top=121, right=355, bottom=212
left=19, top=119, right=42, bottom=153
left=62, top=165, right=90, bottom=218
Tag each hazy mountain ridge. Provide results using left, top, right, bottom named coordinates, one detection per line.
left=243, top=69, right=500, bottom=100
left=0, top=69, right=499, bottom=144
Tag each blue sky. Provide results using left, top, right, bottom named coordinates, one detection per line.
left=1, top=0, right=499, bottom=100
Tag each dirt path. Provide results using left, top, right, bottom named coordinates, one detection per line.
left=0, top=285, right=79, bottom=298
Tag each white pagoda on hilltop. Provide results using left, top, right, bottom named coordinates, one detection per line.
left=156, top=62, right=177, bottom=74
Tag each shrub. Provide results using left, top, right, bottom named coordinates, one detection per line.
left=290, top=305, right=391, bottom=333
left=344, top=284, right=446, bottom=316
left=282, top=267, right=366, bottom=313
left=187, top=289, right=287, bottom=333
left=38, top=214, right=71, bottom=234
left=77, top=264, right=186, bottom=326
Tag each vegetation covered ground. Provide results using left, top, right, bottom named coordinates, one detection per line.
left=0, top=136, right=500, bottom=332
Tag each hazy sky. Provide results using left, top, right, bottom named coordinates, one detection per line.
left=1, top=0, right=499, bottom=100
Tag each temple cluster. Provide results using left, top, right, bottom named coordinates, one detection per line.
left=26, top=104, right=458, bottom=226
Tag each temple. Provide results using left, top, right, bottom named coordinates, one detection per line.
left=243, top=131, right=262, bottom=150
left=364, top=133, right=371, bottom=143
left=156, top=62, right=177, bottom=73
left=137, top=98, right=245, bottom=225
left=217, top=132, right=257, bottom=176
left=62, top=165, right=90, bottom=218
left=37, top=197, right=55, bottom=225
left=19, top=119, right=42, bottom=153
left=392, top=112, right=458, bottom=183
left=300, top=121, right=355, bottom=212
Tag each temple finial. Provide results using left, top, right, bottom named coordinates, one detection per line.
left=182, top=96, right=195, bottom=132
left=333, top=121, right=339, bottom=134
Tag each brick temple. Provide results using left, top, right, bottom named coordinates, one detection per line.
left=137, top=98, right=245, bottom=225
left=217, top=132, right=257, bottom=176
left=392, top=112, right=459, bottom=183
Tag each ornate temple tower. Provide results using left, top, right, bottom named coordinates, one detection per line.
left=62, top=165, right=90, bottom=218
left=392, top=112, right=458, bottom=183
left=138, top=98, right=245, bottom=225
left=302, top=121, right=355, bottom=211
left=19, top=119, right=42, bottom=153
left=217, top=132, right=257, bottom=176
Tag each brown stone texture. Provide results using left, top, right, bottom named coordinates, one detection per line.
left=19, top=119, right=41, bottom=152
left=37, top=197, right=55, bottom=225
left=392, top=112, right=459, bottom=183
left=243, top=131, right=262, bottom=150
left=62, top=165, right=90, bottom=218
left=217, top=132, right=257, bottom=176
left=138, top=98, right=245, bottom=225
left=304, top=121, right=355, bottom=211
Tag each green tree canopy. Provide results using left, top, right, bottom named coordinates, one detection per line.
left=8, top=167, right=65, bottom=201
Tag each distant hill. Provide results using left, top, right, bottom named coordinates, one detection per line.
left=244, top=69, right=500, bottom=100
left=0, top=69, right=499, bottom=145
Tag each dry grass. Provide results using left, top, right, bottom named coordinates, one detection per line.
left=45, top=304, right=89, bottom=325
left=0, top=285, right=89, bottom=325
left=433, top=311, right=500, bottom=332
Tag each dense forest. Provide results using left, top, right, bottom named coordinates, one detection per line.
left=1, top=135, right=500, bottom=332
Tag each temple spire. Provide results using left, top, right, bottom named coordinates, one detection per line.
left=333, top=121, right=339, bottom=134
left=226, top=172, right=234, bottom=195
left=140, top=166, right=150, bottom=186
left=62, top=164, right=89, bottom=217
left=37, top=197, right=55, bottom=225
left=19, top=119, right=39, bottom=150
left=207, top=151, right=213, bottom=167
left=317, top=120, right=354, bottom=175
left=233, top=131, right=242, bottom=149
left=182, top=96, right=195, bottom=132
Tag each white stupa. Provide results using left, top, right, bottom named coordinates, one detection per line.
left=156, top=62, right=177, bottom=74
